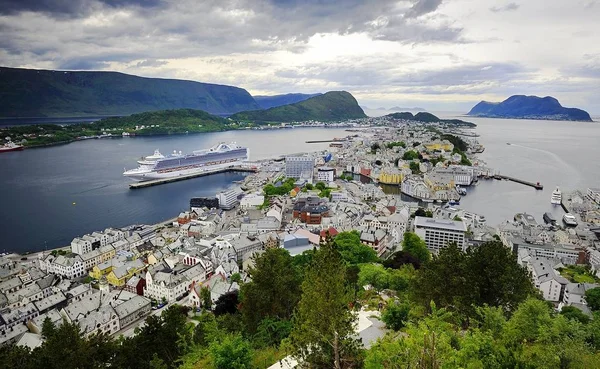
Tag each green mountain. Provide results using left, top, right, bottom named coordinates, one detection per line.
left=468, top=95, right=593, bottom=121
left=231, top=91, right=366, bottom=122
left=386, top=111, right=477, bottom=127
left=254, top=93, right=322, bottom=109
left=0, top=67, right=260, bottom=117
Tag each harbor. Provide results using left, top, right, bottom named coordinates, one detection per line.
left=129, top=166, right=257, bottom=189
left=494, top=174, right=544, bottom=190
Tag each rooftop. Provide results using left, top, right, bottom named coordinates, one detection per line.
left=414, top=216, right=467, bottom=232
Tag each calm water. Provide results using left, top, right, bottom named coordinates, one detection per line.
left=1, top=119, right=599, bottom=254
left=440, top=115, right=600, bottom=226
left=0, top=128, right=347, bottom=253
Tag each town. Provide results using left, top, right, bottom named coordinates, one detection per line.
left=2, top=115, right=600, bottom=360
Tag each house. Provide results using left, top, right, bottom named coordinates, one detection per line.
left=359, top=228, right=391, bottom=257
left=188, top=272, right=239, bottom=308
left=106, top=259, right=146, bottom=287
left=144, top=262, right=208, bottom=302
left=44, top=255, right=86, bottom=279
left=563, top=282, right=599, bottom=307
left=33, top=291, right=67, bottom=315
left=124, top=276, right=146, bottom=296
left=0, top=302, right=39, bottom=331
left=61, top=294, right=120, bottom=337
left=5, top=283, right=43, bottom=308
left=112, top=295, right=151, bottom=329
left=526, top=257, right=569, bottom=302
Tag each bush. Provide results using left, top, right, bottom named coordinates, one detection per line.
left=382, top=302, right=411, bottom=331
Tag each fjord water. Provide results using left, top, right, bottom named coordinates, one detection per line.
left=444, top=115, right=600, bottom=226
left=0, top=128, right=348, bottom=253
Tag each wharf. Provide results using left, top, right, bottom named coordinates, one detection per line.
left=129, top=167, right=257, bottom=189
left=305, top=139, right=336, bottom=143
left=494, top=174, right=543, bottom=190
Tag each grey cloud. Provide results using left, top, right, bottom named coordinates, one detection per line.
left=0, top=0, right=163, bottom=16
left=490, top=2, right=520, bottom=12
left=58, top=59, right=111, bottom=70
left=405, top=0, right=444, bottom=18
left=135, top=59, right=168, bottom=68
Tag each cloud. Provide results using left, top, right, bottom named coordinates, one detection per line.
left=405, top=0, right=444, bottom=18
left=490, top=2, right=520, bottom=12
left=0, top=0, right=164, bottom=17
left=135, top=59, right=168, bottom=68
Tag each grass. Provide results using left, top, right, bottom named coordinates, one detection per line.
left=558, top=265, right=600, bottom=284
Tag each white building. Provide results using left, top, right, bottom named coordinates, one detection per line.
left=587, top=188, right=600, bottom=204
left=316, top=166, right=335, bottom=183
left=240, top=192, right=265, bottom=209
left=414, top=216, right=467, bottom=253
left=526, top=257, right=569, bottom=302
left=216, top=187, right=243, bottom=210
left=144, top=263, right=207, bottom=302
left=435, top=167, right=474, bottom=186
left=563, top=282, right=599, bottom=306
left=43, top=255, right=86, bottom=279
left=286, top=156, right=315, bottom=179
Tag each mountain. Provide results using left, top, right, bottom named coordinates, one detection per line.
left=0, top=66, right=260, bottom=117
left=386, top=111, right=476, bottom=127
left=231, top=91, right=367, bottom=122
left=389, top=106, right=426, bottom=112
left=467, top=95, right=592, bottom=122
left=254, top=93, right=321, bottom=109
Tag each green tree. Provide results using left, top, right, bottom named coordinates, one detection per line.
left=403, top=150, right=419, bottom=160
left=585, top=287, right=600, bottom=311
left=358, top=263, right=390, bottom=292
left=200, top=286, right=212, bottom=310
left=209, top=334, right=253, bottom=369
left=402, top=232, right=431, bottom=263
left=560, top=306, right=591, bottom=324
left=409, top=161, right=420, bottom=174
left=305, top=183, right=314, bottom=190
left=289, top=238, right=361, bottom=368
left=334, top=231, right=378, bottom=265
left=41, top=316, right=57, bottom=340
left=382, top=301, right=411, bottom=331
left=253, top=317, right=293, bottom=348
left=315, top=181, right=327, bottom=191
left=240, top=248, right=301, bottom=334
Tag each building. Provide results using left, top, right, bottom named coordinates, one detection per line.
left=526, top=257, right=569, bottom=302
left=240, top=192, right=265, bottom=209
left=293, top=196, right=330, bottom=225
left=423, top=140, right=454, bottom=152
left=434, top=167, right=474, bottom=186
left=112, top=295, right=151, bottom=329
left=286, top=156, right=315, bottom=180
left=563, top=283, right=599, bottom=307
left=587, top=188, right=600, bottom=205
left=316, top=166, right=335, bottom=182
left=190, top=197, right=220, bottom=210
left=359, top=228, right=391, bottom=257
left=510, top=239, right=584, bottom=265
left=216, top=187, right=244, bottom=210
left=44, top=255, right=86, bottom=279
left=414, top=216, right=467, bottom=253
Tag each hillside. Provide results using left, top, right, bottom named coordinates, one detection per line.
left=231, top=91, right=366, bottom=122
left=386, top=111, right=477, bottom=127
left=0, top=67, right=260, bottom=117
left=467, top=95, right=593, bottom=121
left=254, top=93, right=321, bottom=109
left=1, top=109, right=233, bottom=147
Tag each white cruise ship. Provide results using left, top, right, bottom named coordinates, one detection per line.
left=551, top=187, right=562, bottom=205
left=562, top=213, right=578, bottom=227
left=124, top=142, right=249, bottom=181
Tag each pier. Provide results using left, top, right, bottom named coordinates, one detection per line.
left=305, top=139, right=336, bottom=143
left=495, top=174, right=544, bottom=190
left=129, top=167, right=257, bottom=189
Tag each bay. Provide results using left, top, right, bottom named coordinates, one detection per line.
left=0, top=128, right=348, bottom=253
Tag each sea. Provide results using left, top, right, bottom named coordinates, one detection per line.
left=0, top=117, right=599, bottom=254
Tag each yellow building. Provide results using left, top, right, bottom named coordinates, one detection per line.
left=423, top=140, right=454, bottom=152
left=378, top=172, right=404, bottom=185
left=89, top=262, right=114, bottom=280
left=106, top=260, right=145, bottom=287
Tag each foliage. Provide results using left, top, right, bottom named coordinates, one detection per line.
left=382, top=301, right=411, bottom=331
left=315, top=181, right=327, bottom=191
left=209, top=334, right=253, bottom=369
left=200, top=286, right=212, bottom=310
left=386, top=141, right=406, bottom=149
left=240, top=248, right=301, bottom=334
left=412, top=242, right=535, bottom=323
left=383, top=251, right=421, bottom=270
left=561, top=306, right=591, bottom=324
left=289, top=237, right=362, bottom=368
left=402, top=150, right=419, bottom=160
left=193, top=313, right=221, bottom=347
left=253, top=318, right=293, bottom=348
left=264, top=177, right=296, bottom=197
left=401, top=232, right=431, bottom=263
left=305, top=183, right=314, bottom=190
left=560, top=265, right=600, bottom=284
left=213, top=291, right=239, bottom=316
left=409, top=161, right=420, bottom=174
left=334, top=231, right=378, bottom=265
left=585, top=287, right=600, bottom=311
left=386, top=111, right=476, bottom=127
left=230, top=91, right=366, bottom=123
left=371, top=142, right=381, bottom=153
left=441, top=134, right=469, bottom=152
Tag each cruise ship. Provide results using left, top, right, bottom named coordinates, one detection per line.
left=123, top=142, right=249, bottom=181
left=551, top=187, right=562, bottom=205
left=562, top=213, right=578, bottom=227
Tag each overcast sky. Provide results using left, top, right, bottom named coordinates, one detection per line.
left=1, top=0, right=599, bottom=113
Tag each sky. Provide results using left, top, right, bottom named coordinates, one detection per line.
left=1, top=0, right=599, bottom=113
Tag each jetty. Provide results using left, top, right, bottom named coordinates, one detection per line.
left=494, top=174, right=544, bottom=190
left=129, top=167, right=257, bottom=189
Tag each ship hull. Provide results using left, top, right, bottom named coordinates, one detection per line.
left=0, top=146, right=24, bottom=153
left=124, top=160, right=245, bottom=181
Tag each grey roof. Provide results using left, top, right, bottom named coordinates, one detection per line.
left=6, top=283, right=42, bottom=304
left=113, top=295, right=151, bottom=319
left=34, top=292, right=66, bottom=312
left=0, top=276, right=22, bottom=292
left=565, top=282, right=599, bottom=296
left=36, top=274, right=57, bottom=290
left=414, top=217, right=467, bottom=232
left=530, top=258, right=569, bottom=285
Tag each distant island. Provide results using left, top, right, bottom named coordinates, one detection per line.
left=231, top=91, right=367, bottom=123
left=0, top=66, right=260, bottom=117
left=467, top=95, right=593, bottom=122
left=253, top=93, right=321, bottom=109
left=386, top=111, right=477, bottom=127
left=389, top=106, right=426, bottom=112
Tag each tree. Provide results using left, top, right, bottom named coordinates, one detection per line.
left=560, top=306, right=590, bottom=324
left=253, top=317, right=293, bottom=348
left=41, top=316, right=57, bottom=340
left=585, top=287, right=600, bottom=311
left=193, top=313, right=220, bottom=347
left=358, top=263, right=390, bottom=291
left=382, top=301, right=411, bottom=331
left=383, top=251, right=421, bottom=270
left=315, top=181, right=327, bottom=191
left=371, top=143, right=381, bottom=153
left=409, top=161, right=420, bottom=174
left=305, top=183, right=314, bottom=190
left=209, top=334, right=253, bottom=369
left=334, top=231, right=378, bottom=265
left=240, top=248, right=301, bottom=334
left=402, top=232, right=430, bottom=263
left=403, top=150, right=419, bottom=160
left=289, top=238, right=361, bottom=368
left=214, top=291, right=239, bottom=316
left=200, top=286, right=212, bottom=310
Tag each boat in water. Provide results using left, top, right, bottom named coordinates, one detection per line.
left=124, top=142, right=249, bottom=181
left=0, top=141, right=24, bottom=153
left=562, top=213, right=578, bottom=227
left=551, top=187, right=562, bottom=205
left=543, top=212, right=557, bottom=225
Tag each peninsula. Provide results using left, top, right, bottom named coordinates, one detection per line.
left=230, top=91, right=367, bottom=123
left=467, top=95, right=593, bottom=122
left=386, top=111, right=477, bottom=127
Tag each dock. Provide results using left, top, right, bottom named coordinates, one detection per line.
left=305, top=139, right=336, bottom=143
left=129, top=167, right=257, bottom=189
left=495, top=174, right=544, bottom=190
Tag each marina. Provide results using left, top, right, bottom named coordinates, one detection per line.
left=128, top=166, right=258, bottom=189
left=495, top=174, right=544, bottom=190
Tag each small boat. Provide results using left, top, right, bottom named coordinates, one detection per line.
left=562, top=213, right=578, bottom=227
left=551, top=187, right=562, bottom=205
left=448, top=200, right=460, bottom=206
left=543, top=212, right=557, bottom=225
left=506, top=143, right=511, bottom=145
